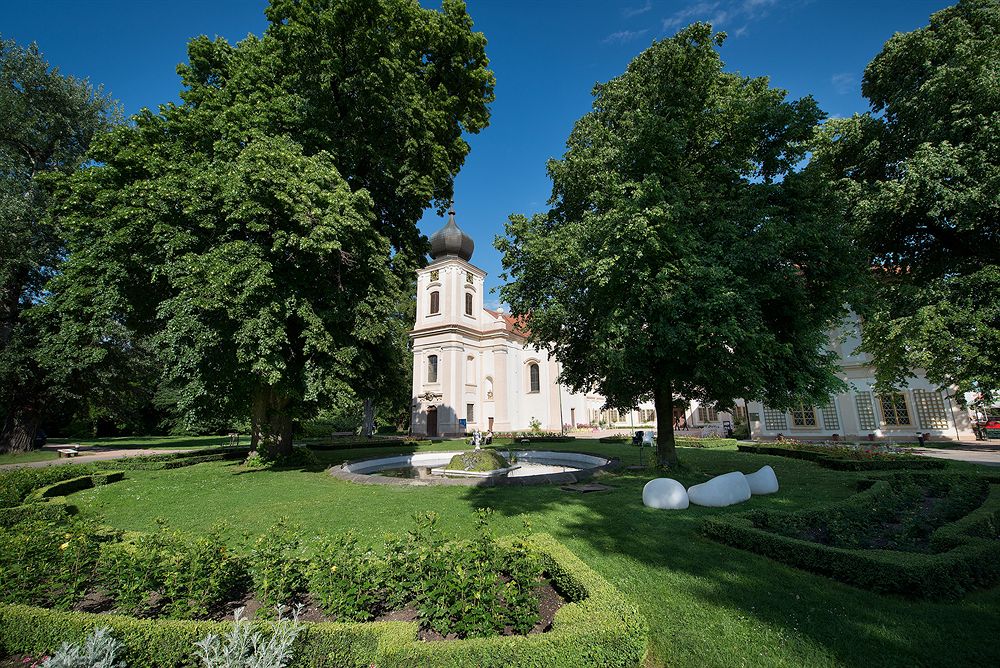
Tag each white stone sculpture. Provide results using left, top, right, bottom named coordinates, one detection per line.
left=642, top=478, right=689, bottom=510
left=744, top=465, right=779, bottom=495
left=687, top=471, right=752, bottom=507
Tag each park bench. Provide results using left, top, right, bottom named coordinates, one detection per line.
left=57, top=448, right=80, bottom=458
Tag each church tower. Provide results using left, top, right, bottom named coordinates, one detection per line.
left=410, top=207, right=488, bottom=437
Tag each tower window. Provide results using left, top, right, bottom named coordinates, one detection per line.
left=429, top=291, right=440, bottom=315
left=428, top=355, right=438, bottom=383
left=529, top=363, right=540, bottom=393
left=465, top=292, right=473, bottom=315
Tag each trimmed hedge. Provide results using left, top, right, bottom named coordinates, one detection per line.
left=0, top=500, right=71, bottom=528
left=737, top=444, right=948, bottom=470
left=0, top=533, right=647, bottom=668
left=305, top=438, right=420, bottom=451
left=509, top=436, right=576, bottom=444
left=701, top=478, right=1000, bottom=600
left=25, top=472, right=125, bottom=503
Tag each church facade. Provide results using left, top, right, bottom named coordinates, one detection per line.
left=410, top=211, right=980, bottom=441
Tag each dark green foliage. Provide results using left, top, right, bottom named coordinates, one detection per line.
left=411, top=510, right=542, bottom=639
left=96, top=526, right=245, bottom=620
left=0, top=518, right=101, bottom=609
left=0, top=38, right=121, bottom=454
left=307, top=531, right=388, bottom=622
left=44, top=0, right=494, bottom=457
left=496, top=23, right=859, bottom=467
left=245, top=521, right=308, bottom=614
left=0, top=500, right=70, bottom=528
left=813, top=0, right=1000, bottom=404
left=702, top=476, right=1000, bottom=599
left=737, top=443, right=949, bottom=470
left=0, top=533, right=646, bottom=668
left=444, top=450, right=510, bottom=473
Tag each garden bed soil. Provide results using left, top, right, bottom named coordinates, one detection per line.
left=70, top=579, right=565, bottom=639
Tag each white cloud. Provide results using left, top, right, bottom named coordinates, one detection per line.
left=831, top=72, right=857, bottom=95
left=603, top=28, right=651, bottom=44
left=662, top=0, right=782, bottom=33
left=623, top=1, right=654, bottom=18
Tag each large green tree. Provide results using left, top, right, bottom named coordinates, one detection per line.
left=0, top=38, right=118, bottom=452
left=496, top=25, right=858, bottom=466
left=813, top=0, right=1000, bottom=407
left=46, top=0, right=493, bottom=458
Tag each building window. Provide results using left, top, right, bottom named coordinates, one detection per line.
left=466, top=356, right=475, bottom=384
left=855, top=392, right=878, bottom=431
left=913, top=390, right=949, bottom=429
left=820, top=400, right=840, bottom=431
left=879, top=392, right=911, bottom=426
left=429, top=291, right=440, bottom=315
left=467, top=403, right=475, bottom=423
left=790, top=403, right=817, bottom=428
left=430, top=269, right=439, bottom=282
left=762, top=406, right=788, bottom=431
left=697, top=405, right=718, bottom=423
left=529, top=363, right=540, bottom=393
left=639, top=408, right=656, bottom=423
left=427, top=355, right=438, bottom=383
left=465, top=292, right=473, bottom=315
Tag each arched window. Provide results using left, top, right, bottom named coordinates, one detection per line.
left=465, top=292, right=473, bottom=315
left=428, top=355, right=438, bottom=383
left=529, top=363, right=540, bottom=393
left=429, top=291, right=440, bottom=315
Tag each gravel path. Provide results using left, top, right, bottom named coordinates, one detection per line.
left=0, top=447, right=193, bottom=470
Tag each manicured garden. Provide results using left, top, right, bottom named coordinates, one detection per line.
left=1, top=439, right=998, bottom=666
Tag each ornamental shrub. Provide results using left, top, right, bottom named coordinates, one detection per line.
left=0, top=518, right=101, bottom=609
left=97, top=525, right=245, bottom=619
left=245, top=520, right=308, bottom=615
left=307, top=531, right=387, bottom=621
left=44, top=627, right=124, bottom=668
left=193, top=607, right=301, bottom=668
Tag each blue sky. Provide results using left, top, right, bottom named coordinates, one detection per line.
left=6, top=0, right=950, bottom=307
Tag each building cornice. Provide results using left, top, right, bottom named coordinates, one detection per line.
left=409, top=322, right=526, bottom=344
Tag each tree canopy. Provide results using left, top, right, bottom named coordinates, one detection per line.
left=0, top=38, right=119, bottom=452
left=813, top=0, right=1000, bottom=407
left=44, top=0, right=494, bottom=457
left=496, top=24, right=858, bottom=466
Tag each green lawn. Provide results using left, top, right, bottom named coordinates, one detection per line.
left=68, top=440, right=1000, bottom=668
left=71, top=434, right=236, bottom=449
left=0, top=450, right=58, bottom=465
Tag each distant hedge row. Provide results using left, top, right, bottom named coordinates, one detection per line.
left=701, top=476, right=1000, bottom=600
left=737, top=444, right=948, bottom=471
left=0, top=533, right=647, bottom=668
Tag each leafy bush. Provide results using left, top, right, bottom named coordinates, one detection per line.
left=97, top=526, right=245, bottom=619
left=43, top=627, right=123, bottom=668
left=0, top=518, right=101, bottom=609
left=307, top=532, right=388, bottom=621
left=414, top=510, right=542, bottom=638
left=738, top=443, right=949, bottom=470
left=246, top=521, right=307, bottom=614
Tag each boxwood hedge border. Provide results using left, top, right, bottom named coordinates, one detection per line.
left=700, top=475, right=1000, bottom=600
left=737, top=444, right=948, bottom=471
left=0, top=533, right=647, bottom=668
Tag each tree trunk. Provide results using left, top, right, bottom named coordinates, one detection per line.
left=250, top=384, right=294, bottom=460
left=653, top=380, right=679, bottom=467
left=1, top=406, right=40, bottom=454
left=362, top=398, right=375, bottom=438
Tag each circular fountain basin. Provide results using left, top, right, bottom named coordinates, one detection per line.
left=330, top=450, right=615, bottom=486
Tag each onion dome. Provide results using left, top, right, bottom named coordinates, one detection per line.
left=429, top=206, right=474, bottom=261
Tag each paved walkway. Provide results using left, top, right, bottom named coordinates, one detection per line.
left=0, top=446, right=192, bottom=470
left=909, top=443, right=1000, bottom=467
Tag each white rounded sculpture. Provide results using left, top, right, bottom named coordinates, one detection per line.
left=687, top=471, right=752, bottom=507
left=642, top=478, right=689, bottom=510
left=744, top=465, right=779, bottom=495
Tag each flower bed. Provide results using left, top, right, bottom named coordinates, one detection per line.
left=737, top=442, right=948, bottom=470
left=0, top=531, right=646, bottom=667
left=701, top=473, right=1000, bottom=599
